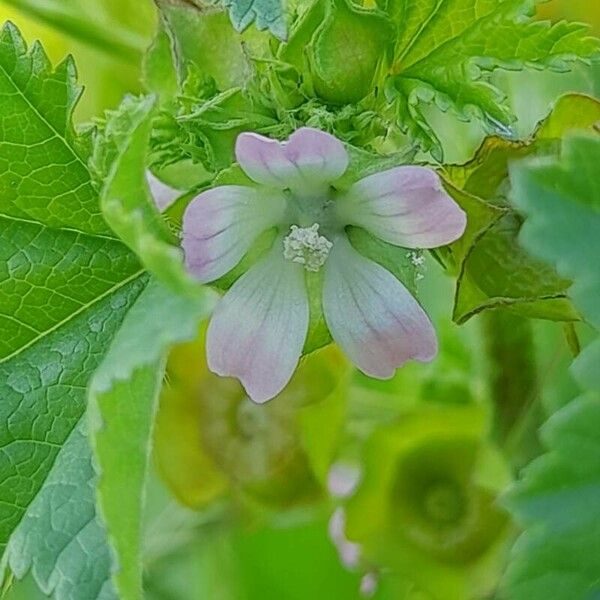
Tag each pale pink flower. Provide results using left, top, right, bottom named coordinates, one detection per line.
left=182, top=128, right=466, bottom=402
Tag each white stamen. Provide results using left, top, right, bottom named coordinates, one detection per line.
left=283, top=223, right=333, bottom=272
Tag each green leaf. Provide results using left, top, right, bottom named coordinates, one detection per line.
left=510, top=132, right=600, bottom=330
left=503, top=396, right=600, bottom=600
left=503, top=132, right=600, bottom=600
left=88, top=279, right=215, bottom=600
left=444, top=93, right=600, bottom=323
left=92, top=94, right=203, bottom=297
left=155, top=3, right=252, bottom=90
left=0, top=24, right=149, bottom=598
left=2, top=422, right=117, bottom=599
left=384, top=0, right=600, bottom=157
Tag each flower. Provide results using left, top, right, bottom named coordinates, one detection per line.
left=182, top=127, right=466, bottom=402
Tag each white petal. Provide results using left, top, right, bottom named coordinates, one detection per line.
left=182, top=185, right=284, bottom=283
left=146, top=170, right=181, bottom=212
left=206, top=243, right=309, bottom=403
left=338, top=166, right=466, bottom=248
left=323, top=236, right=437, bottom=378
left=235, top=127, right=348, bottom=191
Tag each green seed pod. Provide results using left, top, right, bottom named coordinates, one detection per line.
left=280, top=0, right=394, bottom=105
left=345, top=405, right=512, bottom=599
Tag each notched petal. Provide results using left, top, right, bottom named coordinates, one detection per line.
left=323, top=236, right=437, bottom=378
left=338, top=166, right=467, bottom=249
left=206, top=244, right=310, bottom=403
left=235, top=127, right=349, bottom=190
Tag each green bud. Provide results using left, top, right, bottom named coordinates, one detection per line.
left=280, top=0, right=394, bottom=105
left=345, top=405, right=513, bottom=599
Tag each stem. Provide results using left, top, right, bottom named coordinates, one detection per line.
left=483, top=311, right=543, bottom=467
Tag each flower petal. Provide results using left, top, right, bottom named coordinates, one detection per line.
left=206, top=243, right=309, bottom=403
left=146, top=170, right=181, bottom=212
left=183, top=185, right=284, bottom=283
left=323, top=236, right=437, bottom=378
left=235, top=127, right=348, bottom=190
left=338, top=166, right=466, bottom=248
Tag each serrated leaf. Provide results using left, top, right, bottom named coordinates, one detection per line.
left=88, top=279, right=215, bottom=600
left=2, top=422, right=117, bottom=600
left=384, top=0, right=600, bottom=157
left=0, top=274, right=147, bottom=599
left=445, top=93, right=600, bottom=323
left=0, top=24, right=149, bottom=599
left=503, top=132, right=600, bottom=600
left=503, top=395, right=600, bottom=600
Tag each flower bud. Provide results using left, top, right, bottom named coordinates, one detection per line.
left=280, top=0, right=394, bottom=105
left=344, top=405, right=512, bottom=598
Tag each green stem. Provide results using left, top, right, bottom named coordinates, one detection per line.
left=483, top=311, right=543, bottom=468
left=1, top=0, right=146, bottom=64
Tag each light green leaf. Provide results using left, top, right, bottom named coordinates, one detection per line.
left=92, top=94, right=203, bottom=298
left=155, top=2, right=252, bottom=90
left=503, top=132, right=600, bottom=600
left=89, top=279, right=215, bottom=600
left=0, top=24, right=148, bottom=598
left=384, top=0, right=600, bottom=157
left=445, top=93, right=600, bottom=323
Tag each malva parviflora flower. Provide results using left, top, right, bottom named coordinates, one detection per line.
left=181, top=128, right=466, bottom=402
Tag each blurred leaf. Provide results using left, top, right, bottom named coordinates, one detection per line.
left=503, top=132, right=600, bottom=600
left=297, top=348, right=350, bottom=483
left=445, top=93, right=600, bottom=323
left=154, top=335, right=229, bottom=510
left=384, top=0, right=600, bottom=158
left=89, top=279, right=214, bottom=600
left=503, top=396, right=600, bottom=600
left=510, top=132, right=600, bottom=330
left=92, top=94, right=204, bottom=297
left=0, top=0, right=147, bottom=63
left=142, top=23, right=178, bottom=101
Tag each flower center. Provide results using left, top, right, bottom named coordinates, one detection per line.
left=283, top=223, right=333, bottom=272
